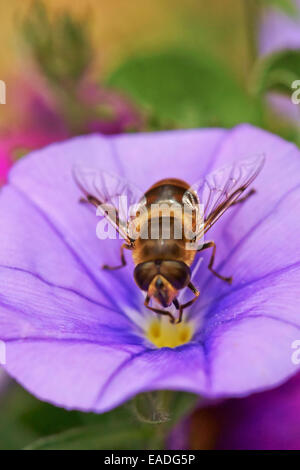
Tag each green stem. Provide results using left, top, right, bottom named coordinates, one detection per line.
left=243, top=0, right=259, bottom=75
left=131, top=391, right=171, bottom=425
left=130, top=391, right=199, bottom=449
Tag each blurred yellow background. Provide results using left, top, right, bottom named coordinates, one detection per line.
left=0, top=0, right=249, bottom=83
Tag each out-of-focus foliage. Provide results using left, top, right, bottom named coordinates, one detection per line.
left=3, top=1, right=143, bottom=148
left=253, top=49, right=300, bottom=96
left=260, top=0, right=298, bottom=16
left=0, top=382, right=197, bottom=450
left=107, top=50, right=261, bottom=129
left=22, top=1, right=93, bottom=86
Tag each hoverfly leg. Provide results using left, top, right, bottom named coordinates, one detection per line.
left=199, top=241, right=233, bottom=284
left=102, top=243, right=133, bottom=270
left=173, top=298, right=180, bottom=310
left=144, top=296, right=175, bottom=324
left=176, top=282, right=200, bottom=324
left=79, top=195, right=101, bottom=206
left=79, top=197, right=88, bottom=204
left=231, top=188, right=256, bottom=206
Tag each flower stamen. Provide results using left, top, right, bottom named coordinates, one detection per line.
left=146, top=317, right=194, bottom=348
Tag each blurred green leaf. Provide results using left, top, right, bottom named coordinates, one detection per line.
left=0, top=378, right=198, bottom=450
left=0, top=382, right=88, bottom=449
left=259, top=0, right=298, bottom=16
left=24, top=405, right=155, bottom=450
left=253, top=49, right=300, bottom=95
left=106, top=50, right=261, bottom=129
left=25, top=424, right=152, bottom=450
left=24, top=392, right=198, bottom=450
left=1, top=376, right=197, bottom=450
left=0, top=384, right=40, bottom=449
left=168, top=392, right=198, bottom=425
left=20, top=400, right=84, bottom=436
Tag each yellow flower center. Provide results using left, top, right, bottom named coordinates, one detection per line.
left=146, top=317, right=194, bottom=348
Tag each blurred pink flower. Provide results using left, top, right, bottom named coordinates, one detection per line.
left=259, top=1, right=300, bottom=125
left=259, top=0, right=300, bottom=55
left=0, top=71, right=143, bottom=184
left=10, top=69, right=143, bottom=138
left=77, top=79, right=144, bottom=135
left=0, top=143, right=13, bottom=185
left=0, top=3, right=144, bottom=186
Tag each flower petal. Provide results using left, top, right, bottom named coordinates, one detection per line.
left=193, top=124, right=300, bottom=296
left=0, top=185, right=138, bottom=345
left=4, top=340, right=206, bottom=412
left=192, top=124, right=300, bottom=395
left=4, top=339, right=143, bottom=411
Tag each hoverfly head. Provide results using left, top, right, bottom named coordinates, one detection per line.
left=134, top=260, right=191, bottom=308
left=147, top=274, right=178, bottom=308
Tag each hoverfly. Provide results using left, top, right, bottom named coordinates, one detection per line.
left=74, top=155, right=264, bottom=324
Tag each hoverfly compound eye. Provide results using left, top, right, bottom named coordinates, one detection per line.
left=134, top=262, right=157, bottom=291
left=159, top=261, right=191, bottom=290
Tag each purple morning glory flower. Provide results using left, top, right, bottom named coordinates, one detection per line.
left=0, top=124, right=300, bottom=413
left=217, top=371, right=300, bottom=450
left=169, top=371, right=300, bottom=450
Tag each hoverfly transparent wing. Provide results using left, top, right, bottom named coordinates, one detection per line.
left=183, top=155, right=265, bottom=246
left=73, top=166, right=146, bottom=242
